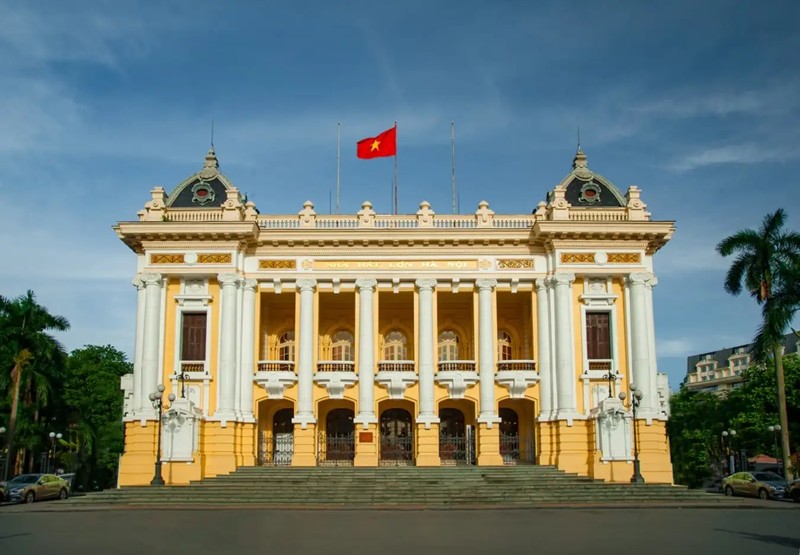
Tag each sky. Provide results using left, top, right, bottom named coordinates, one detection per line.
left=1, top=0, right=798, bottom=391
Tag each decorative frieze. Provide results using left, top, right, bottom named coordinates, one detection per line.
left=496, top=259, right=534, bottom=270
left=150, top=253, right=232, bottom=265
left=560, top=252, right=641, bottom=264
left=151, top=253, right=185, bottom=264
left=259, top=259, right=297, bottom=270
left=197, top=253, right=232, bottom=264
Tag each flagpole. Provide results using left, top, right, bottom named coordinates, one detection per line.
left=451, top=121, right=457, bottom=214
left=336, top=122, right=341, bottom=215
left=393, top=121, right=398, bottom=215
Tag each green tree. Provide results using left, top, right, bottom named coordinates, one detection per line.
left=717, top=209, right=800, bottom=480
left=63, top=345, right=131, bottom=490
left=667, top=390, right=722, bottom=487
left=0, top=291, right=69, bottom=479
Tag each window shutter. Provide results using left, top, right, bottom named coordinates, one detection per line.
left=586, top=312, right=611, bottom=360
left=182, top=313, right=207, bottom=360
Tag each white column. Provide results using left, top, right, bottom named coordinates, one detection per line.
left=239, top=279, right=258, bottom=421
left=552, top=272, right=578, bottom=420
left=293, top=278, right=317, bottom=428
left=535, top=278, right=553, bottom=420
left=476, top=279, right=501, bottom=426
left=140, top=272, right=163, bottom=418
left=354, top=278, right=378, bottom=428
left=234, top=276, right=243, bottom=417
left=628, top=272, right=654, bottom=416
left=215, top=273, right=239, bottom=419
left=131, top=275, right=146, bottom=416
left=416, top=279, right=439, bottom=427
left=645, top=275, right=660, bottom=415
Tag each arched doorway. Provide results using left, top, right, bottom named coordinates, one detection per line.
left=439, top=408, right=474, bottom=465
left=380, top=408, right=414, bottom=465
left=320, top=408, right=355, bottom=465
left=499, top=407, right=519, bottom=464
left=271, top=408, right=294, bottom=466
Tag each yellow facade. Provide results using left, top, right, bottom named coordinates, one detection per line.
left=116, top=147, right=675, bottom=486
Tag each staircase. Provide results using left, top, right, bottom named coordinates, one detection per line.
left=68, top=466, right=732, bottom=507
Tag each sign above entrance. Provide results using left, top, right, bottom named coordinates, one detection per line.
left=302, top=259, right=483, bottom=271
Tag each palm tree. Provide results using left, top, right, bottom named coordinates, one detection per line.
left=0, top=291, right=69, bottom=479
left=717, top=209, right=800, bottom=480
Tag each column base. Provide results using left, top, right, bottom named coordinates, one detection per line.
left=477, top=423, right=504, bottom=466
left=416, top=423, right=441, bottom=466
left=291, top=423, right=318, bottom=466
left=354, top=424, right=379, bottom=466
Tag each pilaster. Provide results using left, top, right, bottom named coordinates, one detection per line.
left=239, top=279, right=257, bottom=422
left=131, top=275, right=146, bottom=416
left=354, top=424, right=379, bottom=466
left=477, top=423, right=503, bottom=466
left=476, top=278, right=501, bottom=427
left=291, top=423, right=318, bottom=466
left=293, top=278, right=317, bottom=428
left=354, top=278, right=378, bottom=428
left=552, top=272, right=578, bottom=423
left=214, top=273, right=239, bottom=421
left=415, top=423, right=441, bottom=466
left=416, top=278, right=439, bottom=428
left=141, top=272, right=163, bottom=420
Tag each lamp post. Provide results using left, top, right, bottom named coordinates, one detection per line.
left=721, top=429, right=736, bottom=474
left=601, top=370, right=617, bottom=399
left=48, top=432, right=63, bottom=473
left=176, top=369, right=190, bottom=399
left=148, top=385, right=176, bottom=486
left=768, top=425, right=782, bottom=474
left=619, top=383, right=645, bottom=484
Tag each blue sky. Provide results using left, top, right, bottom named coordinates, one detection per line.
left=1, top=0, right=798, bottom=390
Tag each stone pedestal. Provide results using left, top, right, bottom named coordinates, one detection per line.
left=415, top=423, right=441, bottom=466
left=354, top=424, right=379, bottom=467
left=291, top=423, right=318, bottom=466
left=477, top=423, right=504, bottom=466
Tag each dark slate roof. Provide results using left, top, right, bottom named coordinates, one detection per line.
left=168, top=176, right=227, bottom=208
left=564, top=177, right=624, bottom=208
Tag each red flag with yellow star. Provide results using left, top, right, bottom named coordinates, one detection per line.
left=356, top=126, right=397, bottom=159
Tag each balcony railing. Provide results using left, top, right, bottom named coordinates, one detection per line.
left=438, top=360, right=476, bottom=372
left=317, top=361, right=356, bottom=372
left=587, top=359, right=614, bottom=372
left=497, top=360, right=536, bottom=372
left=179, top=360, right=206, bottom=373
left=257, top=360, right=295, bottom=372
left=377, top=361, right=415, bottom=372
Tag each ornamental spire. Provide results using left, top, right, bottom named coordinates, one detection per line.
left=572, top=146, right=588, bottom=170
left=199, top=146, right=220, bottom=179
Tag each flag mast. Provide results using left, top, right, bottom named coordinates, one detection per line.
left=336, top=122, right=341, bottom=215
left=393, top=121, right=398, bottom=215
left=451, top=121, right=457, bottom=214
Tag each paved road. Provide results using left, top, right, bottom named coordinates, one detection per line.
left=1, top=506, right=798, bottom=555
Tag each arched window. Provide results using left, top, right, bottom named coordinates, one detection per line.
left=383, top=330, right=407, bottom=360
left=498, top=330, right=512, bottom=361
left=438, top=330, right=460, bottom=361
left=278, top=331, right=295, bottom=362
left=331, top=330, right=354, bottom=361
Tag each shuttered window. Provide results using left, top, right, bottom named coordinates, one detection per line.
left=586, top=312, right=611, bottom=360
left=181, top=313, right=207, bottom=360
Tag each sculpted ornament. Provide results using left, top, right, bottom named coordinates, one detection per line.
left=415, top=278, right=437, bottom=292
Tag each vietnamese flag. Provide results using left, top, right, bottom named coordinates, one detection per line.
left=357, top=126, right=397, bottom=159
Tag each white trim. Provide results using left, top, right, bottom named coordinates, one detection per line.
left=579, top=276, right=619, bottom=380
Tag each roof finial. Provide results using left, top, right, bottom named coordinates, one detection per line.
left=211, top=118, right=215, bottom=149
left=572, top=128, right=588, bottom=170
left=577, top=125, right=581, bottom=150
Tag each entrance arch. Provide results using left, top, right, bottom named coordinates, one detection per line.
left=498, top=398, right=536, bottom=464
left=439, top=408, right=474, bottom=465
left=257, top=400, right=294, bottom=466
left=319, top=404, right=355, bottom=465
left=499, top=407, right=519, bottom=464
left=380, top=408, right=414, bottom=465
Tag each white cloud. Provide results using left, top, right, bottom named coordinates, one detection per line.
left=668, top=143, right=799, bottom=172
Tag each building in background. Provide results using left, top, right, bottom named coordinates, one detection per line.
left=684, top=333, right=799, bottom=396
left=115, top=146, right=675, bottom=485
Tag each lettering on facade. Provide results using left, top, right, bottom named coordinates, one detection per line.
left=303, top=259, right=480, bottom=271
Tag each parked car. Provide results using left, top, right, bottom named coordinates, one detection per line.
left=0, top=481, right=6, bottom=502
left=788, top=480, right=800, bottom=502
left=722, top=471, right=787, bottom=500
left=6, top=474, right=70, bottom=504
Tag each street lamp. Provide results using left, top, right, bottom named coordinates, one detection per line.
left=721, top=429, right=736, bottom=474
left=148, top=385, right=176, bottom=486
left=768, top=425, right=782, bottom=474
left=48, top=432, right=63, bottom=473
left=619, top=383, right=645, bottom=484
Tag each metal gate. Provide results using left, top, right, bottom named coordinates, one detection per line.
left=499, top=433, right=536, bottom=465
left=380, top=435, right=414, bottom=466
left=439, top=426, right=475, bottom=466
left=259, top=431, right=294, bottom=466
left=317, top=432, right=355, bottom=466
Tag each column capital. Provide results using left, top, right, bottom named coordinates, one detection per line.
left=475, top=278, right=497, bottom=292
left=627, top=272, right=651, bottom=286
left=646, top=275, right=658, bottom=288
left=551, top=272, right=575, bottom=287
left=355, top=278, right=377, bottom=291
left=535, top=278, right=550, bottom=291
left=241, top=278, right=258, bottom=292
left=296, top=278, right=317, bottom=292
left=217, top=273, right=240, bottom=287
left=415, top=278, right=437, bottom=292
left=141, top=272, right=163, bottom=286
left=132, top=275, right=145, bottom=290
